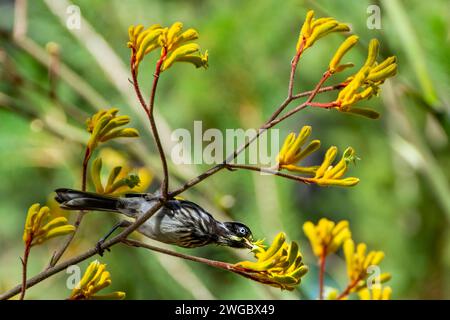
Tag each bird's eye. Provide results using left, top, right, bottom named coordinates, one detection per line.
left=238, top=227, right=247, bottom=236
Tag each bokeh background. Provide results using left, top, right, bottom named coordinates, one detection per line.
left=0, top=0, right=449, bottom=299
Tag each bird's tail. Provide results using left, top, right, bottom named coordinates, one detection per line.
left=54, top=188, right=119, bottom=212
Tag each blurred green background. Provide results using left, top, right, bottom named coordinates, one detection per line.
left=0, top=0, right=449, bottom=299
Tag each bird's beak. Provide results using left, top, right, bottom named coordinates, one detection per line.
left=244, top=238, right=254, bottom=249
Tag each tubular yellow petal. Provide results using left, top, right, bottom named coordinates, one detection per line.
left=371, top=56, right=397, bottom=73
left=33, top=206, right=50, bottom=234
left=39, top=217, right=69, bottom=234
left=173, top=53, right=208, bottom=69
left=76, top=261, right=100, bottom=293
left=98, top=116, right=130, bottom=137
left=288, top=265, right=309, bottom=279
left=42, top=225, right=75, bottom=241
left=258, top=232, right=286, bottom=261
left=371, top=251, right=385, bottom=265
left=364, top=39, right=379, bottom=67
left=236, top=258, right=279, bottom=271
left=167, top=22, right=183, bottom=45
left=269, top=274, right=298, bottom=286
left=91, top=158, right=104, bottom=194
left=305, top=21, right=338, bottom=48
left=297, top=10, right=315, bottom=50
left=329, top=35, right=359, bottom=73
left=315, top=146, right=338, bottom=178
left=277, top=133, right=296, bottom=164
left=311, top=17, right=335, bottom=29
left=344, top=239, right=355, bottom=276
left=366, top=64, right=397, bottom=82
left=100, top=128, right=139, bottom=142
left=286, top=242, right=299, bottom=268
left=106, top=166, right=123, bottom=191
left=161, top=43, right=200, bottom=71
left=382, top=287, right=392, bottom=300
left=135, top=29, right=163, bottom=63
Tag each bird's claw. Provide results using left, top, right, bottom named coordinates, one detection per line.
left=96, top=239, right=110, bottom=257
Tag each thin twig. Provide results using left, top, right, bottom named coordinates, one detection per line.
left=226, top=164, right=313, bottom=185
left=121, top=239, right=233, bottom=270
left=19, top=240, right=31, bottom=300
left=48, top=147, right=90, bottom=267
left=146, top=50, right=169, bottom=199
left=319, top=247, right=327, bottom=300
left=336, top=277, right=361, bottom=300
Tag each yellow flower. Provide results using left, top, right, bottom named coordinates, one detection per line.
left=303, top=219, right=351, bottom=258
left=310, top=146, right=360, bottom=187
left=69, top=260, right=125, bottom=300
left=86, top=108, right=139, bottom=153
left=91, top=157, right=141, bottom=196
left=333, top=39, right=397, bottom=119
left=297, top=10, right=350, bottom=51
left=343, top=239, right=391, bottom=291
left=235, top=233, right=308, bottom=290
left=128, top=24, right=164, bottom=69
left=358, top=285, right=392, bottom=300
left=276, top=126, right=320, bottom=174
left=128, top=22, right=208, bottom=72
left=329, top=35, right=359, bottom=74
left=23, top=203, right=75, bottom=247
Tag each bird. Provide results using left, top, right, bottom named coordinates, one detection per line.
left=54, top=188, right=254, bottom=253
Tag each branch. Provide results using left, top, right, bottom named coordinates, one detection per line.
left=19, top=240, right=31, bottom=300
left=336, top=277, right=361, bottom=300
left=131, top=51, right=169, bottom=199
left=121, top=239, right=234, bottom=270
left=48, top=147, right=91, bottom=267
left=147, top=51, right=169, bottom=199
left=226, top=164, right=313, bottom=185
left=319, top=248, right=327, bottom=300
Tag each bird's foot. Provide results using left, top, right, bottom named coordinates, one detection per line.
left=95, top=239, right=111, bottom=257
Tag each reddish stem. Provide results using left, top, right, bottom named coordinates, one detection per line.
left=19, top=239, right=32, bottom=300
left=48, top=146, right=90, bottom=267
left=336, top=277, right=361, bottom=300
left=307, top=102, right=339, bottom=109
left=131, top=48, right=169, bottom=199
left=319, top=247, right=327, bottom=300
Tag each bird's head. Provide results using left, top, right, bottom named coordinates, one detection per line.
left=218, top=222, right=254, bottom=249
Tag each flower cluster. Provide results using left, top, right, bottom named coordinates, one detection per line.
left=303, top=219, right=351, bottom=258
left=69, top=260, right=125, bottom=300
left=311, top=146, right=359, bottom=187
left=297, top=10, right=350, bottom=52
left=235, top=233, right=308, bottom=290
left=343, top=239, right=391, bottom=292
left=91, top=157, right=140, bottom=196
left=276, top=126, right=320, bottom=174
left=86, top=108, right=139, bottom=154
left=128, top=22, right=208, bottom=72
left=333, top=39, right=397, bottom=118
left=276, top=127, right=359, bottom=187
left=23, top=203, right=75, bottom=247
left=303, top=218, right=392, bottom=299
left=358, top=285, right=392, bottom=300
